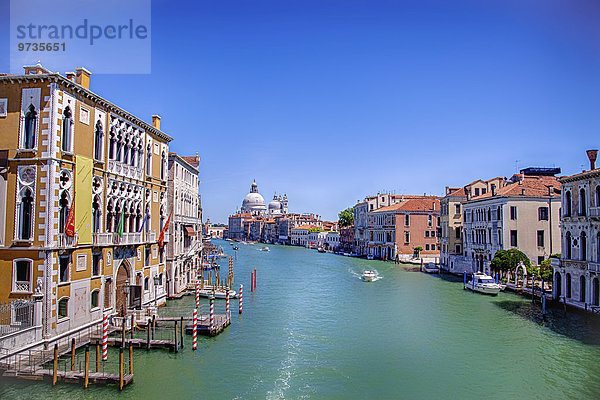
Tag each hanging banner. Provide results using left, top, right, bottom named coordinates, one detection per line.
left=75, top=155, right=93, bottom=245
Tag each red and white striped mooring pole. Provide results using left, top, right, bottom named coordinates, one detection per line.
left=192, top=308, right=198, bottom=350
left=226, top=290, right=230, bottom=321
left=102, top=313, right=108, bottom=361
left=239, top=284, right=243, bottom=314
left=209, top=298, right=214, bottom=332
left=195, top=282, right=200, bottom=308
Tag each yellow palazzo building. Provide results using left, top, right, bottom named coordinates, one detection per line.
left=0, top=64, right=172, bottom=346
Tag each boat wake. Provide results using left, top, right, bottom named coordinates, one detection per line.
left=349, top=268, right=383, bottom=281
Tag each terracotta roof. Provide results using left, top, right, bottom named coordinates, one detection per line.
left=181, top=155, right=200, bottom=168
left=293, top=225, right=316, bottom=230
left=230, top=213, right=252, bottom=219
left=373, top=198, right=440, bottom=213
left=470, top=175, right=561, bottom=200
left=446, top=187, right=466, bottom=197
left=560, top=168, right=600, bottom=182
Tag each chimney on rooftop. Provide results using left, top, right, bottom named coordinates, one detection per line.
left=491, top=184, right=496, bottom=196
left=75, top=67, right=91, bottom=89
left=586, top=149, right=598, bottom=170
left=152, top=115, right=161, bottom=130
left=65, top=72, right=76, bottom=83
left=548, top=185, right=554, bottom=196
left=521, top=188, right=525, bottom=196
left=445, top=186, right=449, bottom=195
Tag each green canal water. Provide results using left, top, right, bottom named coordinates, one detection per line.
left=2, top=239, right=600, bottom=399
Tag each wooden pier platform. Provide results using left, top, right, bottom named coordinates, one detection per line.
left=2, top=367, right=133, bottom=386
left=185, top=315, right=230, bottom=337
left=98, top=337, right=176, bottom=351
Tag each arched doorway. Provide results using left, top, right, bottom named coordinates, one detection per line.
left=555, top=272, right=562, bottom=299
left=593, top=278, right=600, bottom=307
left=580, top=275, right=586, bottom=303
left=115, top=261, right=130, bottom=316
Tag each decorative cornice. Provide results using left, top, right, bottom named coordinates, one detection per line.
left=0, top=73, right=173, bottom=143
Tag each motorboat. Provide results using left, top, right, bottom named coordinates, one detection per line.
left=260, top=246, right=270, bottom=252
left=361, top=270, right=377, bottom=282
left=232, top=246, right=239, bottom=250
left=423, top=263, right=439, bottom=273
left=367, top=254, right=374, bottom=260
left=466, top=273, right=502, bottom=296
left=317, top=247, right=326, bottom=253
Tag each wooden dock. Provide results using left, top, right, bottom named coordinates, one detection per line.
left=99, top=337, right=176, bottom=351
left=2, top=366, right=133, bottom=386
left=185, top=314, right=230, bottom=337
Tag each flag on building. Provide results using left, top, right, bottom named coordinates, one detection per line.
left=64, top=203, right=75, bottom=237
left=117, top=207, right=125, bottom=238
left=139, top=208, right=149, bottom=233
left=158, top=212, right=172, bottom=247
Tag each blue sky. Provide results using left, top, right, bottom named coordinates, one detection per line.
left=2, top=0, right=600, bottom=223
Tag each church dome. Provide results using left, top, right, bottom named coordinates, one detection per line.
left=241, top=179, right=266, bottom=215
left=268, top=197, right=281, bottom=213
left=242, top=192, right=266, bottom=211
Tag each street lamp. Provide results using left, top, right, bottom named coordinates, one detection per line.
left=153, top=275, right=160, bottom=307
left=123, top=279, right=130, bottom=317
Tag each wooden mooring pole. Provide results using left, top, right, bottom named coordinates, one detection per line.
left=52, top=344, right=58, bottom=386
left=129, top=343, right=133, bottom=374
left=84, top=345, right=90, bottom=389
left=96, top=340, right=100, bottom=372
left=147, top=318, right=151, bottom=351
left=180, top=316, right=184, bottom=348
left=131, top=314, right=135, bottom=339
left=174, top=321, right=179, bottom=353
left=119, top=347, right=124, bottom=391
left=121, top=317, right=126, bottom=348
left=70, top=338, right=75, bottom=371
left=147, top=318, right=151, bottom=350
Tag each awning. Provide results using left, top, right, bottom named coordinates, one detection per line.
left=184, top=226, right=196, bottom=236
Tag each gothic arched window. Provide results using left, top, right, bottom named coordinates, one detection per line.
left=580, top=188, right=586, bottom=216
left=61, top=106, right=73, bottom=152
left=59, top=191, right=70, bottom=234
left=19, top=188, right=34, bottom=240
left=92, top=195, right=101, bottom=233
left=94, top=120, right=103, bottom=161
left=24, top=104, right=37, bottom=149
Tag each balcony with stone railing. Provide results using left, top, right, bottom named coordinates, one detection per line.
left=57, top=233, right=78, bottom=248
left=145, top=231, right=156, bottom=243
left=13, top=281, right=31, bottom=293
left=562, top=259, right=588, bottom=270
left=92, top=232, right=113, bottom=246
left=589, top=262, right=600, bottom=273
left=590, top=207, right=600, bottom=219
left=107, top=160, right=143, bottom=180
left=114, top=232, right=142, bottom=245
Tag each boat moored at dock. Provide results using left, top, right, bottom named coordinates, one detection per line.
left=465, top=273, right=502, bottom=296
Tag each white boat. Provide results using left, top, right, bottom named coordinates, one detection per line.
left=361, top=270, right=377, bottom=282
left=367, top=254, right=374, bottom=260
left=466, top=273, right=502, bottom=296
left=260, top=246, right=270, bottom=252
left=423, top=263, right=439, bottom=273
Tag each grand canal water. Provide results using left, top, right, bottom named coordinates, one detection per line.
left=2, top=239, right=600, bottom=399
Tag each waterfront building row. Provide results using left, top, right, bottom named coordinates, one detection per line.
left=0, top=64, right=202, bottom=351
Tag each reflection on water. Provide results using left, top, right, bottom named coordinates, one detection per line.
left=2, top=239, right=600, bottom=399
left=495, top=299, right=600, bottom=345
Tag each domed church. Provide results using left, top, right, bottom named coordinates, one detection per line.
left=241, top=180, right=267, bottom=216
left=268, top=193, right=288, bottom=216
left=240, top=180, right=288, bottom=217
